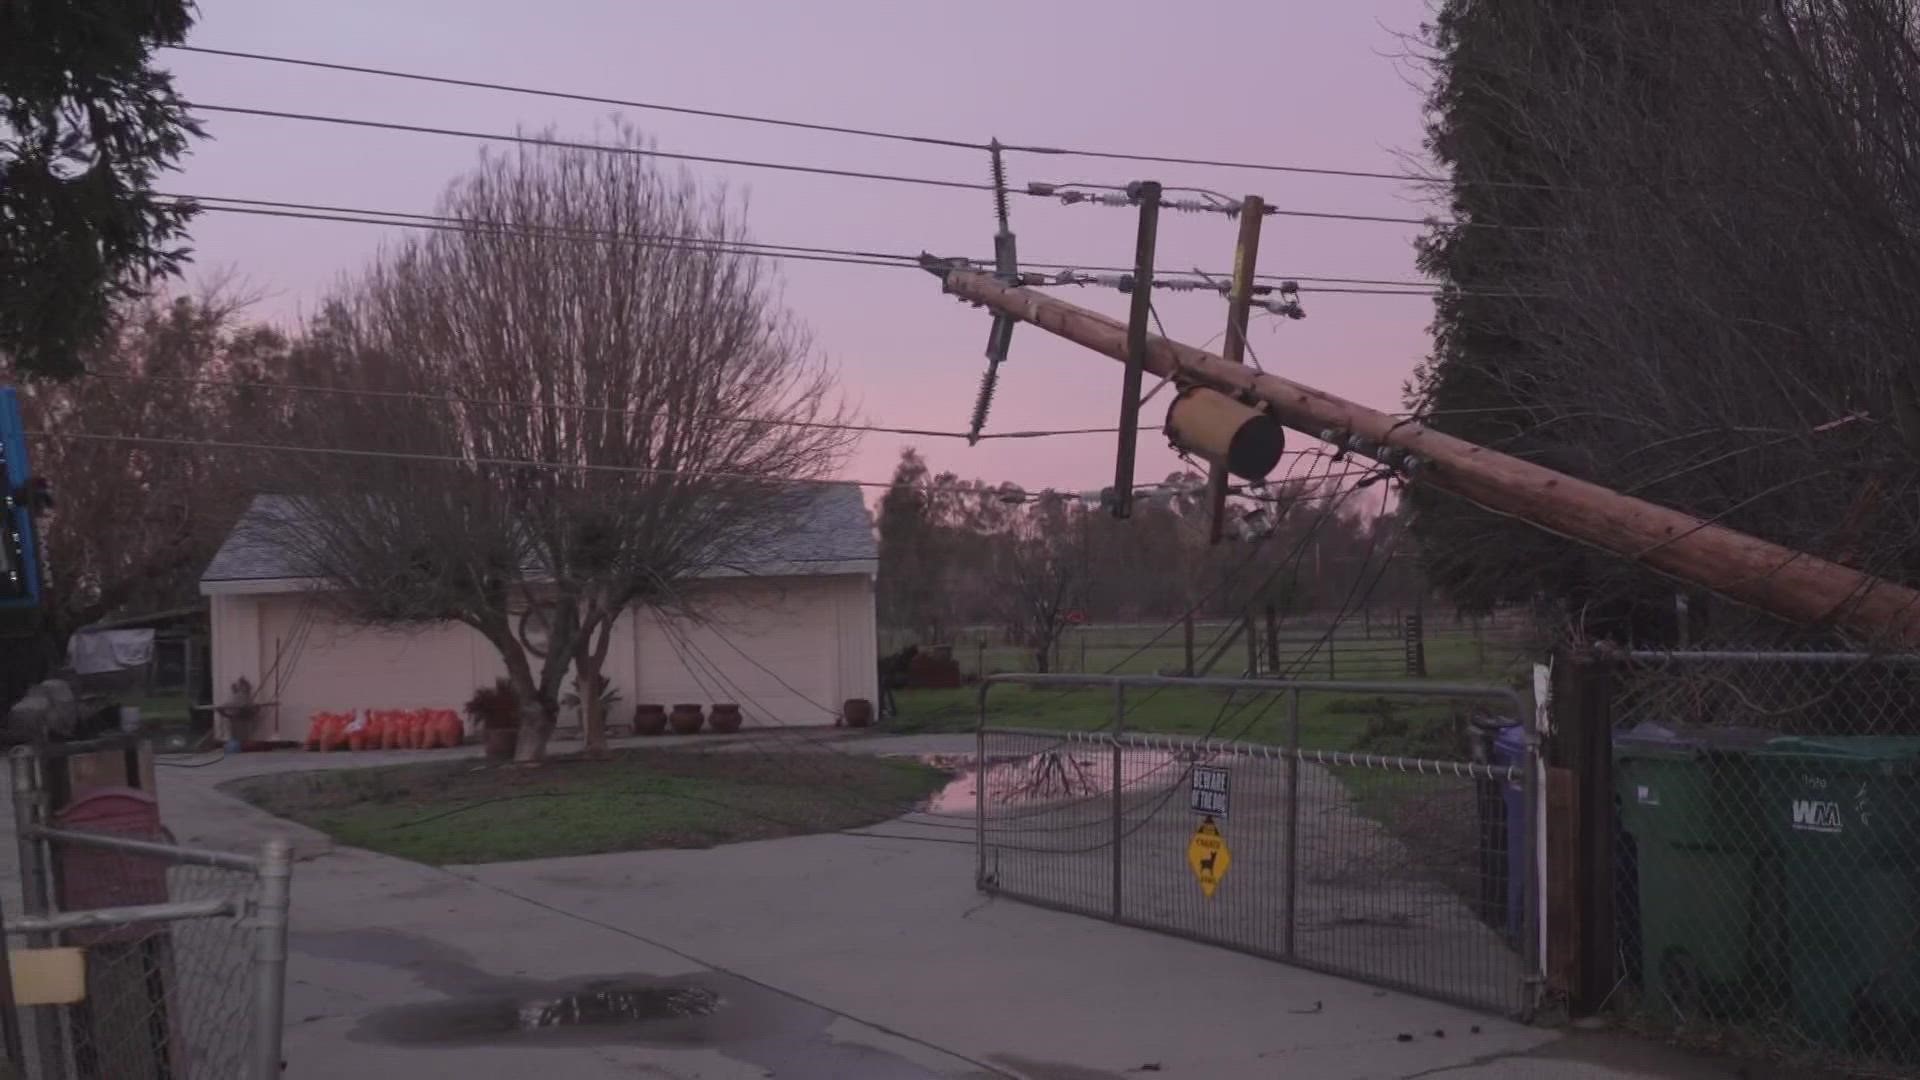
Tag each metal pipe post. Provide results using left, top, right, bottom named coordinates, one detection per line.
left=252, top=837, right=292, bottom=1080
left=1283, top=687, right=1302, bottom=958
left=10, top=749, right=59, bottom=1079
left=1111, top=683, right=1125, bottom=921
left=8, top=752, right=45, bottom=918
left=1522, top=714, right=1544, bottom=1011
left=975, top=684, right=989, bottom=889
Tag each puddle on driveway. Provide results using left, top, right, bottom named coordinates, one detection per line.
left=358, top=977, right=723, bottom=1046
left=316, top=929, right=971, bottom=1075
left=916, top=749, right=1187, bottom=814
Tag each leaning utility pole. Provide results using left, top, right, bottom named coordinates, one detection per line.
left=920, top=261, right=1920, bottom=647
left=1208, top=194, right=1265, bottom=544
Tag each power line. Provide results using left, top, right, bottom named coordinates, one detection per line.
left=27, top=430, right=1272, bottom=503
left=180, top=105, right=1482, bottom=231
left=168, top=44, right=1558, bottom=190
left=180, top=202, right=924, bottom=272
left=169, top=45, right=991, bottom=152
left=177, top=196, right=1512, bottom=299
left=183, top=191, right=1467, bottom=291
left=80, top=371, right=1119, bottom=443
left=177, top=193, right=926, bottom=266
left=187, top=102, right=1000, bottom=193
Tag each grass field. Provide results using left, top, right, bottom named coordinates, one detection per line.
left=224, top=749, right=949, bottom=864
left=890, top=624, right=1532, bottom=754
left=891, top=614, right=1531, bottom=682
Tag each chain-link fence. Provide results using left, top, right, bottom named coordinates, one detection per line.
left=975, top=674, right=1541, bottom=1016
left=7, top=748, right=291, bottom=1080
left=1610, top=649, right=1920, bottom=1071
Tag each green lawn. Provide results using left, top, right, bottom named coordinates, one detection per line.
left=889, top=627, right=1530, bottom=753
left=224, top=749, right=949, bottom=865
left=895, top=682, right=1505, bottom=755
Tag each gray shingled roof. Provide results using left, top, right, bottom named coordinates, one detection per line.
left=201, top=485, right=877, bottom=585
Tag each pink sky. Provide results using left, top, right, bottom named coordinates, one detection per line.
left=162, top=0, right=1444, bottom=494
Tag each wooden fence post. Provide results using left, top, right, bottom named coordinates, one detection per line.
left=1546, top=647, right=1616, bottom=1015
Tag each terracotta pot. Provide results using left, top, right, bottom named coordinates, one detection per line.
left=708, top=704, right=743, bottom=734
left=843, top=698, right=874, bottom=729
left=482, top=727, right=517, bottom=761
left=668, top=704, right=705, bottom=735
left=632, top=704, right=668, bottom=737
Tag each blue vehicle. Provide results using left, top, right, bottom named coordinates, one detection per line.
left=0, top=387, right=45, bottom=609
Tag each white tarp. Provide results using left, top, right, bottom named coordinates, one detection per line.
left=68, top=628, right=155, bottom=675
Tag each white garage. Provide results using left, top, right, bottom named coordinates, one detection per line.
left=199, top=486, right=878, bottom=741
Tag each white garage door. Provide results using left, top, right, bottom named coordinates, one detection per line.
left=632, top=582, right=840, bottom=728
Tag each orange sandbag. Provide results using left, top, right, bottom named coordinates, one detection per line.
left=404, top=710, right=424, bottom=749
left=318, top=712, right=348, bottom=752
left=434, top=709, right=463, bottom=749
left=363, top=711, right=385, bottom=751
left=305, top=714, right=327, bottom=752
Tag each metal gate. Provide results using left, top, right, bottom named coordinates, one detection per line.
left=975, top=674, right=1540, bottom=1016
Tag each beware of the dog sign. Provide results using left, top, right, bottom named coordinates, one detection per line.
left=1191, top=766, right=1229, bottom=818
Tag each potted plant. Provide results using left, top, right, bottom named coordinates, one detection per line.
left=465, top=679, right=521, bottom=761
left=843, top=698, right=874, bottom=729
left=668, top=703, right=705, bottom=735
left=708, top=703, right=743, bottom=734
left=632, top=704, right=668, bottom=736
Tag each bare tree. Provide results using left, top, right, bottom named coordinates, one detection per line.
left=992, top=493, right=1093, bottom=673
left=12, top=288, right=282, bottom=644
left=255, top=129, right=851, bottom=760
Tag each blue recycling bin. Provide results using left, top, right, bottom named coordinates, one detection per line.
left=1491, top=725, right=1528, bottom=942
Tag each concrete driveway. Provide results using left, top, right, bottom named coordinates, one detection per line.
left=3, top=735, right=1781, bottom=1078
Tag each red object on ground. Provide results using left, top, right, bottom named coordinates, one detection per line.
left=433, top=710, right=463, bottom=748
left=53, top=788, right=172, bottom=944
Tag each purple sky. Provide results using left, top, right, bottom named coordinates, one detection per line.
left=163, top=0, right=1444, bottom=494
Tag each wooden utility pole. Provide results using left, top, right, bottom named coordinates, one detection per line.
left=1111, top=182, right=1161, bottom=520
left=922, top=263, right=1920, bottom=646
left=1208, top=195, right=1265, bottom=543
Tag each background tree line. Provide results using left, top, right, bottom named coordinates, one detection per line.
left=875, top=447, right=1428, bottom=669
left=1411, top=0, right=1920, bottom=647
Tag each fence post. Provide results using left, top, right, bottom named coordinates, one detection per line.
left=1111, top=683, right=1124, bottom=922
left=10, top=749, right=61, bottom=1080
left=1244, top=610, right=1258, bottom=676
left=1264, top=604, right=1280, bottom=674
left=1283, top=687, right=1301, bottom=959
left=1182, top=613, right=1195, bottom=677
left=252, top=837, right=293, bottom=1080
left=1545, top=648, right=1615, bottom=1014
left=1327, top=632, right=1336, bottom=679
left=975, top=685, right=989, bottom=889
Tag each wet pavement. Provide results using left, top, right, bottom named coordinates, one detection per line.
left=301, top=927, right=978, bottom=1077
left=0, top=730, right=1802, bottom=1077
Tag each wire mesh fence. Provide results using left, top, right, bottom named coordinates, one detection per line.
left=975, top=674, right=1540, bottom=1016
left=8, top=748, right=292, bottom=1080
left=20, top=832, right=269, bottom=1080
left=1609, top=650, right=1920, bottom=1072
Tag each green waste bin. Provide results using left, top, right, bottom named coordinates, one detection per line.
left=1750, top=736, right=1920, bottom=1056
left=1615, top=725, right=1777, bottom=1020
